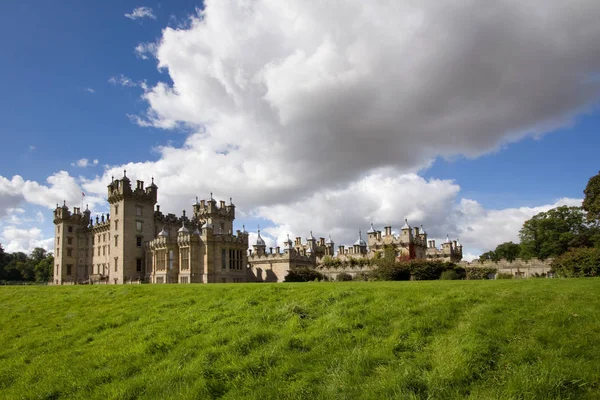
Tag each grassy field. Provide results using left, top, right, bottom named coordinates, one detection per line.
left=1, top=280, right=599, bottom=399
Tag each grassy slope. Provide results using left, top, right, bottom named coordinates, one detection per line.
left=0, top=280, right=599, bottom=399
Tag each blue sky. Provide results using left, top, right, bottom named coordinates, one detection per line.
left=0, top=0, right=599, bottom=259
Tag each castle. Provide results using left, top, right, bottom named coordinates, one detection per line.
left=53, top=174, right=462, bottom=284
left=248, top=221, right=463, bottom=282
left=53, top=173, right=249, bottom=284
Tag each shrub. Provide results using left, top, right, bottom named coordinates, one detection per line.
left=551, top=247, right=600, bottom=277
left=284, top=268, right=326, bottom=282
left=465, top=267, right=498, bottom=280
left=354, top=272, right=369, bottom=281
left=336, top=273, right=353, bottom=282
left=440, top=270, right=460, bottom=280
left=496, top=273, right=514, bottom=279
left=370, top=263, right=411, bottom=281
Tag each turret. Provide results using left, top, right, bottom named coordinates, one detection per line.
left=325, top=235, right=335, bottom=255
left=253, top=228, right=266, bottom=256
left=353, top=230, right=367, bottom=254
left=306, top=231, right=316, bottom=251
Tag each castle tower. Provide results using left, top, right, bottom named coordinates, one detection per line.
left=106, top=171, right=158, bottom=284
left=193, top=194, right=235, bottom=234
left=53, top=201, right=89, bottom=284
left=401, top=218, right=412, bottom=242
left=306, top=231, right=316, bottom=252
left=325, top=235, right=335, bottom=256
left=442, top=235, right=453, bottom=255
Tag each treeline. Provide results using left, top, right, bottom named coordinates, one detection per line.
left=480, top=171, right=600, bottom=277
left=0, top=245, right=54, bottom=284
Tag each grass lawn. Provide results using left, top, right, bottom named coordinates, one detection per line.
left=1, top=279, right=599, bottom=399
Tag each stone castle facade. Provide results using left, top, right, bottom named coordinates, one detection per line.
left=53, top=173, right=249, bottom=284
left=248, top=221, right=463, bottom=282
left=53, top=174, right=462, bottom=284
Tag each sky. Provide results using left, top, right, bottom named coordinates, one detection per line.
left=1, top=0, right=599, bottom=261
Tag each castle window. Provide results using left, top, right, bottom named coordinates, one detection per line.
left=136, top=221, right=143, bottom=232
left=115, top=236, right=118, bottom=247
left=67, top=248, right=72, bottom=257
left=222, top=249, right=226, bottom=270
left=181, top=250, right=189, bottom=270
left=136, top=258, right=142, bottom=272
left=115, top=205, right=118, bottom=215
left=136, top=206, right=142, bottom=217
left=68, top=226, right=73, bottom=233
left=136, top=236, right=142, bottom=247
left=115, top=258, right=118, bottom=272
left=67, top=237, right=72, bottom=245
left=103, top=246, right=106, bottom=256
left=169, top=250, right=174, bottom=270
left=57, top=249, right=60, bottom=257
left=66, top=265, right=72, bottom=275
left=97, top=247, right=100, bottom=256
left=103, top=233, right=106, bottom=242
left=57, top=237, right=60, bottom=245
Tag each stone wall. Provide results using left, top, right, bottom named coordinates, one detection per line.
left=460, top=258, right=554, bottom=278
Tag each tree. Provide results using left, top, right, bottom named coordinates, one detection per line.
left=519, top=206, right=593, bottom=260
left=0, top=243, right=5, bottom=280
left=478, top=251, right=499, bottom=262
left=551, top=247, right=600, bottom=277
left=494, top=242, right=521, bottom=262
left=583, top=171, right=600, bottom=222
left=34, top=254, right=54, bottom=283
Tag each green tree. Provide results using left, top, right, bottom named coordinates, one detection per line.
left=551, top=247, right=600, bottom=277
left=478, top=251, right=499, bottom=262
left=583, top=171, right=600, bottom=222
left=34, top=254, right=54, bottom=283
left=382, top=245, right=397, bottom=267
left=519, top=206, right=591, bottom=260
left=2, top=252, right=28, bottom=281
left=494, top=241, right=521, bottom=261
left=0, top=243, right=5, bottom=280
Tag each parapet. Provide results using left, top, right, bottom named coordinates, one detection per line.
left=107, top=173, right=157, bottom=204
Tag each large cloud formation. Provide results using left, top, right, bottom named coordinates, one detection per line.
left=2, top=0, right=599, bottom=256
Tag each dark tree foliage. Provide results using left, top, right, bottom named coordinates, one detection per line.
left=284, top=267, right=326, bottom=282
left=583, top=171, right=600, bottom=222
left=0, top=245, right=54, bottom=283
left=519, top=206, right=599, bottom=260
left=479, top=251, right=499, bottom=262
left=371, top=260, right=463, bottom=281
left=551, top=247, right=600, bottom=277
left=336, top=272, right=353, bottom=282
left=494, top=242, right=521, bottom=262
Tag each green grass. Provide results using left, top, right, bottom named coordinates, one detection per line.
left=1, top=280, right=600, bottom=399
